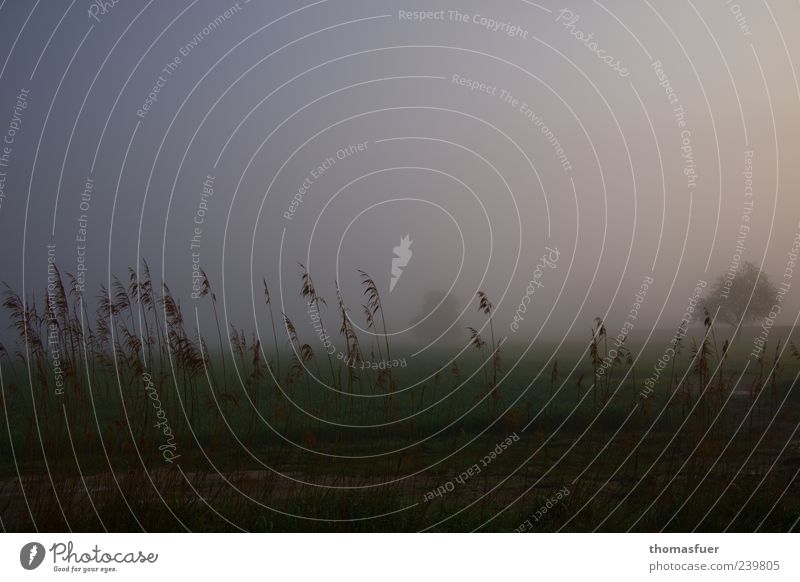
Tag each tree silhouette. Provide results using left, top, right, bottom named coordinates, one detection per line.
left=704, top=261, right=777, bottom=327
left=411, top=291, right=461, bottom=343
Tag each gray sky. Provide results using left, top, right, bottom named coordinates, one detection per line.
left=1, top=0, right=799, bottom=354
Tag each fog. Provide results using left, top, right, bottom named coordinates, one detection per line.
left=1, top=0, right=799, bottom=357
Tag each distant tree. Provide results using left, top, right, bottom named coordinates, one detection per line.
left=411, top=291, right=462, bottom=343
left=704, top=261, right=777, bottom=327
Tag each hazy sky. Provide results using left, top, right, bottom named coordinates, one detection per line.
left=1, top=0, right=799, bottom=354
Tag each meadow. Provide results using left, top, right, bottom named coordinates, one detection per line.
left=0, top=264, right=798, bottom=532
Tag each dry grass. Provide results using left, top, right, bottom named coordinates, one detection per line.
left=0, top=265, right=798, bottom=531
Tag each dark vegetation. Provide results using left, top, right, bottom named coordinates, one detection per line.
left=0, top=262, right=798, bottom=532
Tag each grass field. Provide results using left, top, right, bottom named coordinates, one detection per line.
left=1, top=267, right=799, bottom=532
